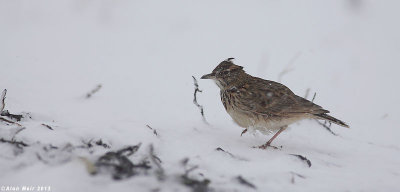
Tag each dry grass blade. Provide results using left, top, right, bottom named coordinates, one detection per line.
left=290, top=154, right=312, bottom=167
left=236, top=175, right=257, bottom=189
left=311, top=92, right=316, bottom=103
left=41, top=124, right=54, bottom=130
left=86, top=84, right=102, bottom=98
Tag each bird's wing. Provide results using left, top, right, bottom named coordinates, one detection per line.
left=230, top=78, right=327, bottom=117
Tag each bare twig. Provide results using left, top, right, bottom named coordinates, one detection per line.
left=192, top=76, right=208, bottom=124
left=315, top=120, right=337, bottom=136
left=0, top=90, right=24, bottom=124
left=0, top=138, right=29, bottom=149
left=41, top=124, right=54, bottom=130
left=216, top=147, right=234, bottom=158
left=146, top=125, right=159, bottom=137
left=0, top=116, right=16, bottom=124
left=290, top=154, right=312, bottom=167
left=86, top=84, right=102, bottom=98
left=0, top=117, right=22, bottom=126
left=0, top=89, right=6, bottom=112
left=149, top=144, right=165, bottom=181
left=14, top=127, right=26, bottom=136
left=216, top=147, right=248, bottom=161
left=304, top=90, right=337, bottom=136
left=236, top=176, right=257, bottom=189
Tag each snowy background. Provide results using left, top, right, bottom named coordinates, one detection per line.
left=1, top=0, right=400, bottom=191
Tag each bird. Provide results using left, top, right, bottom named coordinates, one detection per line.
left=201, top=58, right=349, bottom=149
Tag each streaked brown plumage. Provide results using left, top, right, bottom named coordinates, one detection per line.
left=201, top=58, right=349, bottom=149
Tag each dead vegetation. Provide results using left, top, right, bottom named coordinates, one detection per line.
left=290, top=171, right=306, bottom=184
left=86, top=84, right=102, bottom=98
left=304, top=89, right=338, bottom=136
left=0, top=89, right=23, bottom=126
left=236, top=175, right=257, bottom=189
left=0, top=138, right=29, bottom=149
left=78, top=139, right=111, bottom=149
left=192, top=76, right=209, bottom=124
left=41, top=123, right=54, bottom=130
left=290, top=154, right=312, bottom=168
left=215, top=147, right=248, bottom=161
left=180, top=158, right=211, bottom=192
left=146, top=124, right=159, bottom=137
left=149, top=144, right=165, bottom=181
left=93, top=143, right=151, bottom=180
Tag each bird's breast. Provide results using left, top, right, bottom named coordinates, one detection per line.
left=220, top=91, right=254, bottom=128
left=220, top=91, right=303, bottom=133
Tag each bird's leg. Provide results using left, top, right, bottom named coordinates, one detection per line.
left=257, top=126, right=287, bottom=149
left=240, top=128, right=248, bottom=136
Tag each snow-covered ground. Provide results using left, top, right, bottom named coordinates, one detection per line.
left=1, top=0, right=400, bottom=191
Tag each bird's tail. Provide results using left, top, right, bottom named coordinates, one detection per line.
left=314, top=113, right=349, bottom=128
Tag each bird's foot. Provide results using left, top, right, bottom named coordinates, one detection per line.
left=240, top=129, right=248, bottom=136
left=253, top=143, right=282, bottom=150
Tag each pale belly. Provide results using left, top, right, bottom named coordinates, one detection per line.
left=226, top=107, right=304, bottom=135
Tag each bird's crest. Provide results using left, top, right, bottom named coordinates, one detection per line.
left=213, top=58, right=244, bottom=74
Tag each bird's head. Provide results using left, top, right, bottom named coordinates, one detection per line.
left=201, top=58, right=245, bottom=89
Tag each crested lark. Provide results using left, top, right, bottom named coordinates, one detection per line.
left=201, top=58, right=349, bottom=149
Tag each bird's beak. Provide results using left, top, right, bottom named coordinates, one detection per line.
left=201, top=73, right=215, bottom=79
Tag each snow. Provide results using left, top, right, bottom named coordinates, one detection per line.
left=1, top=0, right=400, bottom=191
